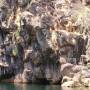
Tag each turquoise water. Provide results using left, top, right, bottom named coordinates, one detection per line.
left=0, top=83, right=89, bottom=90
left=0, top=83, right=60, bottom=90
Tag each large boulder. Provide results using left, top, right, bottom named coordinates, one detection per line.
left=61, top=81, right=81, bottom=87
left=81, top=78, right=90, bottom=87
left=61, top=63, right=74, bottom=77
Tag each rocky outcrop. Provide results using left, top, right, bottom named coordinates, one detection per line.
left=61, top=64, right=90, bottom=87
left=0, top=0, right=90, bottom=86
left=61, top=81, right=81, bottom=87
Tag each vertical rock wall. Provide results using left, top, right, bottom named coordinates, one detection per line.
left=0, top=0, right=90, bottom=85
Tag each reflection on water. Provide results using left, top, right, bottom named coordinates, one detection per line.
left=0, top=83, right=89, bottom=90
left=0, top=83, right=61, bottom=90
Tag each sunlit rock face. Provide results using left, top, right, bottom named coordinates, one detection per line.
left=0, top=0, right=90, bottom=85
left=82, top=0, right=90, bottom=5
left=0, top=0, right=7, bottom=7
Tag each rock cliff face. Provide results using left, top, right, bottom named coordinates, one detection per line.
left=0, top=0, right=90, bottom=85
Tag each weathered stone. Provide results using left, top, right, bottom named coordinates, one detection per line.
left=61, top=81, right=81, bottom=87
left=81, top=78, right=90, bottom=87
left=62, top=76, right=72, bottom=83
left=18, top=0, right=31, bottom=7
left=0, top=0, right=90, bottom=86
left=61, top=63, right=74, bottom=77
